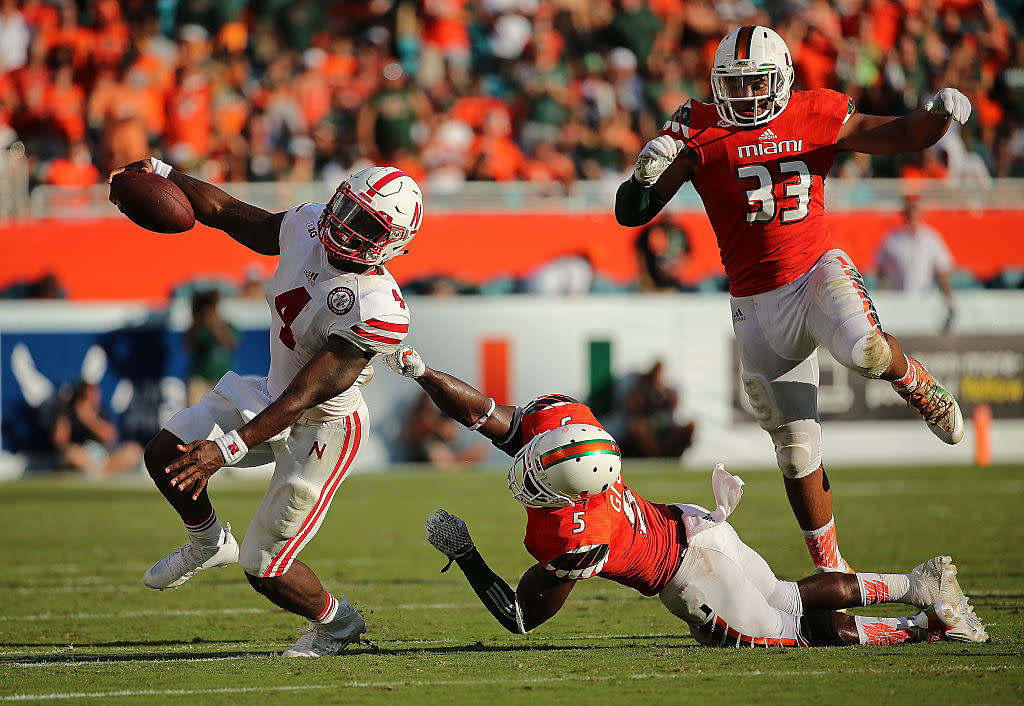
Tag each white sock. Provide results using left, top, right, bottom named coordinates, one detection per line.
left=184, top=509, right=223, bottom=547
left=856, top=572, right=912, bottom=605
left=854, top=615, right=922, bottom=645
left=312, top=593, right=354, bottom=625
left=892, top=355, right=919, bottom=392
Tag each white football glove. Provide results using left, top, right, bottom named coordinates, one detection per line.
left=426, top=509, right=475, bottom=572
left=925, top=88, right=972, bottom=124
left=633, top=135, right=686, bottom=185
left=381, top=345, right=426, bottom=378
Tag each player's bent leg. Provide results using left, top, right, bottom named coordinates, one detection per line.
left=238, top=409, right=367, bottom=656
left=142, top=429, right=238, bottom=590
left=660, top=523, right=809, bottom=647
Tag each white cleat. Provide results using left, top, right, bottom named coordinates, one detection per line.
left=933, top=596, right=989, bottom=643
left=281, top=605, right=367, bottom=657
left=143, top=524, right=239, bottom=590
left=907, top=555, right=961, bottom=609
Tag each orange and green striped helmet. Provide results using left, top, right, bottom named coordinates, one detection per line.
left=508, top=424, right=622, bottom=508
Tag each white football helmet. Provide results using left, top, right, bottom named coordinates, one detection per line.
left=318, top=166, right=423, bottom=266
left=711, top=25, right=794, bottom=127
left=508, top=424, right=622, bottom=508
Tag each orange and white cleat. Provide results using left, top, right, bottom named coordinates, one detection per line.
left=893, top=356, right=964, bottom=445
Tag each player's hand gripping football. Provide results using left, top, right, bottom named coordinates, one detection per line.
left=382, top=345, right=426, bottom=378
left=925, top=88, right=972, bottom=124
left=426, top=509, right=475, bottom=572
left=633, top=135, right=686, bottom=185
left=107, top=159, right=154, bottom=197
left=164, top=440, right=225, bottom=500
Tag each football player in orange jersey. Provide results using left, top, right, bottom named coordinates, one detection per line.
left=382, top=346, right=986, bottom=647
left=615, top=26, right=971, bottom=575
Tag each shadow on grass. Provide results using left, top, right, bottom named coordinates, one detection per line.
left=2, top=635, right=696, bottom=664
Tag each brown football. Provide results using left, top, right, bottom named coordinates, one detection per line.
left=110, top=170, right=195, bottom=234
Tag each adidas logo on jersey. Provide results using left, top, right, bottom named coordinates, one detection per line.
left=305, top=270, right=319, bottom=286
left=737, top=139, right=803, bottom=159
left=758, top=128, right=778, bottom=140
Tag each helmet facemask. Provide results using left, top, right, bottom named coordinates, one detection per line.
left=318, top=182, right=410, bottom=267
left=509, top=440, right=576, bottom=508
left=712, top=66, right=791, bottom=127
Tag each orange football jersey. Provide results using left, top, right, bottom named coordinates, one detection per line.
left=505, top=394, right=684, bottom=596
left=660, top=89, right=855, bottom=296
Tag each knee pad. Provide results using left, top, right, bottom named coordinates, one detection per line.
left=769, top=419, right=821, bottom=479
left=741, top=373, right=783, bottom=430
left=846, top=330, right=892, bottom=378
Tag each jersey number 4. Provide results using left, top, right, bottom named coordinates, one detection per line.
left=274, top=287, right=312, bottom=350
left=737, top=159, right=811, bottom=224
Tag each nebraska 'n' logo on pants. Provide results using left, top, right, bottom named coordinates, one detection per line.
left=309, top=441, right=326, bottom=459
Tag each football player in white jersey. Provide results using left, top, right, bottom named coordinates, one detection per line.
left=108, top=159, right=423, bottom=657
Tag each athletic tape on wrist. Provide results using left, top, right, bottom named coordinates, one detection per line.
left=468, top=398, right=496, bottom=431
left=214, top=429, right=248, bottom=465
left=149, top=157, right=172, bottom=178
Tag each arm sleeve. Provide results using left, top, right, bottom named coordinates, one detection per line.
left=454, top=548, right=527, bottom=634
left=493, top=406, right=525, bottom=457
left=614, top=176, right=668, bottom=228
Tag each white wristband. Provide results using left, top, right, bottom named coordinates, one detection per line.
left=149, top=157, right=172, bottom=178
left=214, top=429, right=248, bottom=465
left=468, top=398, right=496, bottom=431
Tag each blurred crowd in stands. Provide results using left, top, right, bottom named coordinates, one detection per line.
left=0, top=0, right=1021, bottom=194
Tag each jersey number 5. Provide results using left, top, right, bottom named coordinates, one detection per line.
left=736, top=159, right=811, bottom=224
left=274, top=287, right=312, bottom=350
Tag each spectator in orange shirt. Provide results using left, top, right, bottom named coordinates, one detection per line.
left=522, top=139, right=577, bottom=193
left=43, top=0, right=93, bottom=71
left=166, top=65, right=213, bottom=159
left=419, top=0, right=471, bottom=88
left=45, top=141, right=100, bottom=187
left=46, top=61, right=86, bottom=144
left=468, top=107, right=525, bottom=182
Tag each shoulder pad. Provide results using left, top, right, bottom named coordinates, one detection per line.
left=544, top=543, right=610, bottom=580
left=523, top=394, right=580, bottom=415
left=661, top=100, right=692, bottom=138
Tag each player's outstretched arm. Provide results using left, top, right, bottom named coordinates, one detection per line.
left=426, top=510, right=574, bottom=634
left=164, top=335, right=368, bottom=499
left=835, top=88, right=972, bottom=155
left=382, top=346, right=516, bottom=441
left=108, top=158, right=283, bottom=255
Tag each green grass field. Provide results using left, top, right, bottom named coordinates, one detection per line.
left=1, top=463, right=1022, bottom=705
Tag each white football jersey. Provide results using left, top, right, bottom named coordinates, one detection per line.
left=264, top=203, right=411, bottom=421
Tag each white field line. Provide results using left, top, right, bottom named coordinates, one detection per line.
left=4, top=665, right=1023, bottom=701
left=0, top=608, right=268, bottom=623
